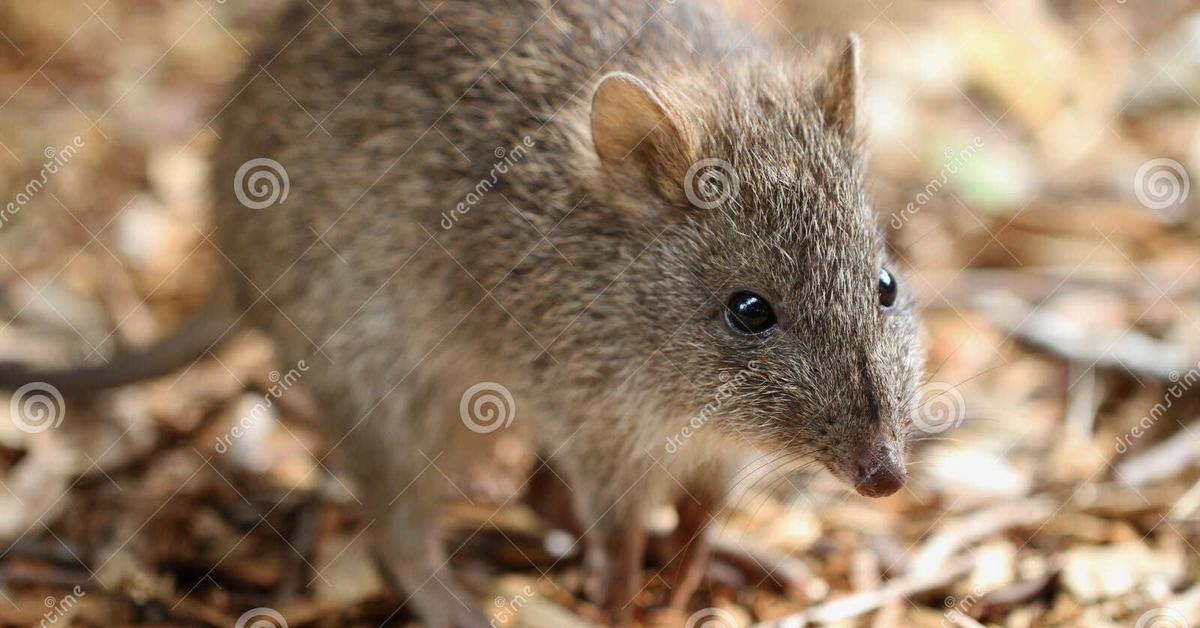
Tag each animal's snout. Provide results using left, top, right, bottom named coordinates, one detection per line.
left=851, top=441, right=906, bottom=498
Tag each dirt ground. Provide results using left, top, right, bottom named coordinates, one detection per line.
left=0, top=1, right=1199, bottom=626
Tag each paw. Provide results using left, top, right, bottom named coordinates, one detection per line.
left=583, top=540, right=643, bottom=626
left=401, top=578, right=491, bottom=628
left=374, top=544, right=489, bottom=628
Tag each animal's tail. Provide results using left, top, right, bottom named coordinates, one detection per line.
left=0, top=290, right=240, bottom=395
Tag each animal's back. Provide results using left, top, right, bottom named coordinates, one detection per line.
left=211, top=0, right=748, bottom=377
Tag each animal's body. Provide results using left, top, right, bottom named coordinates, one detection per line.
left=3, top=1, right=924, bottom=625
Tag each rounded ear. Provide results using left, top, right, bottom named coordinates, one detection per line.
left=821, top=33, right=861, bottom=140
left=590, top=72, right=693, bottom=203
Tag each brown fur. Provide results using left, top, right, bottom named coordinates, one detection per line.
left=201, top=0, right=925, bottom=624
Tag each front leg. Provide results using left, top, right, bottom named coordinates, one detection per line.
left=555, top=441, right=665, bottom=626
left=585, top=515, right=648, bottom=624
left=664, top=481, right=724, bottom=608
left=650, top=463, right=729, bottom=609
left=525, top=455, right=582, bottom=535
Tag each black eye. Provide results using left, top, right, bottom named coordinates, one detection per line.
left=878, top=268, right=898, bottom=308
left=725, top=291, right=777, bottom=334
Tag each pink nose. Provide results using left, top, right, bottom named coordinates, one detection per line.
left=853, top=442, right=906, bottom=498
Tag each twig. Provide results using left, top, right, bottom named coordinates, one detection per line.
left=1064, top=364, right=1102, bottom=442
left=274, top=501, right=319, bottom=604
left=974, top=567, right=1059, bottom=618
left=0, top=562, right=92, bottom=589
left=752, top=557, right=973, bottom=627
left=1073, top=482, right=1186, bottom=516
left=975, top=291, right=1197, bottom=382
left=923, top=268, right=1200, bottom=305
left=909, top=497, right=1056, bottom=577
left=711, top=534, right=812, bottom=595
left=1169, top=476, right=1200, bottom=521
left=1115, top=421, right=1200, bottom=487
left=755, top=495, right=1060, bottom=627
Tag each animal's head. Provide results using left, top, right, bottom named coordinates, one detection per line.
left=587, top=36, right=924, bottom=497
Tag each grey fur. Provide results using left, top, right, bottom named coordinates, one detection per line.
left=12, top=0, right=927, bottom=624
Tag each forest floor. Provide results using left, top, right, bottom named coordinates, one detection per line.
left=0, top=1, right=1199, bottom=626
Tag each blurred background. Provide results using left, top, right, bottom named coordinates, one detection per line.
left=0, top=0, right=1198, bottom=626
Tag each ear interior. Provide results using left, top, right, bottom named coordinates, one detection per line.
left=590, top=72, right=691, bottom=201
left=821, top=33, right=861, bottom=139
